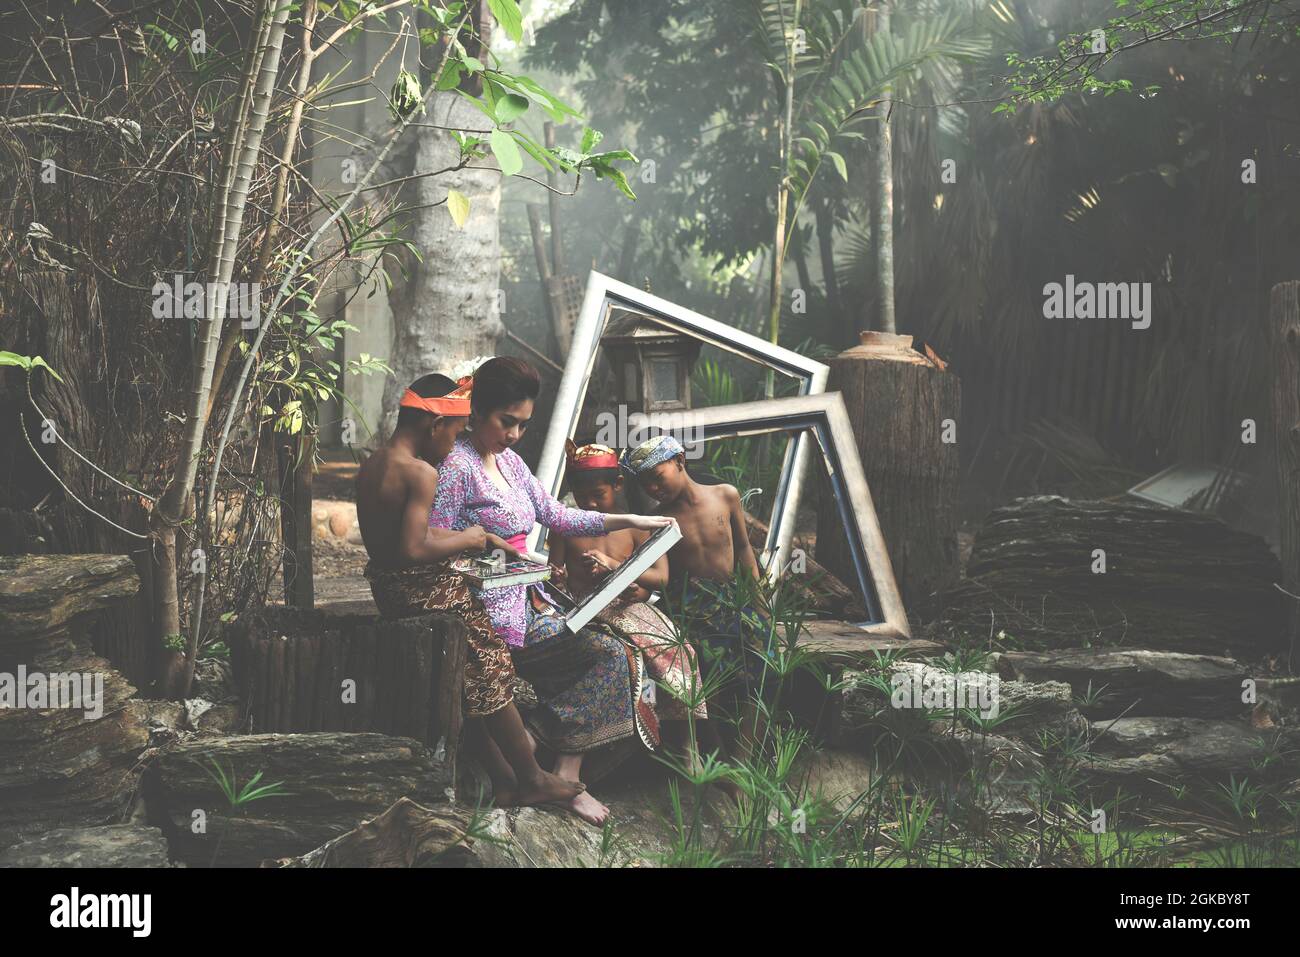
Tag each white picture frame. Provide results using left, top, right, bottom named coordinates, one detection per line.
left=637, top=393, right=910, bottom=640
left=532, top=271, right=830, bottom=573
left=562, top=520, right=683, bottom=633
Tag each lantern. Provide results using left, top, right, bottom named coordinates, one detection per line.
left=601, top=309, right=702, bottom=414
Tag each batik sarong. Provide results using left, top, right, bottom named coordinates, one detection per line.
left=597, top=599, right=708, bottom=723
left=364, top=561, right=515, bottom=718
left=664, top=578, right=772, bottom=718
left=510, top=592, right=659, bottom=756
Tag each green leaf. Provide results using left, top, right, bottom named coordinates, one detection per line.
left=593, top=164, right=636, bottom=201
left=580, top=127, right=603, bottom=153
left=515, top=133, right=555, bottom=171
left=825, top=150, right=848, bottom=182
left=0, top=351, right=63, bottom=381
left=435, top=62, right=464, bottom=91
left=493, top=93, right=530, bottom=124
left=487, top=0, right=524, bottom=42
left=446, top=188, right=470, bottom=227
left=490, top=129, right=522, bottom=176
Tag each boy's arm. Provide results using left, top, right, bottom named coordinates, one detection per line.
left=400, top=466, right=481, bottom=563
left=547, top=530, right=566, bottom=568
left=727, top=486, right=762, bottom=581
left=634, top=528, right=670, bottom=591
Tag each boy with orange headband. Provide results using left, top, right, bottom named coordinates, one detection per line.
left=357, top=373, right=583, bottom=810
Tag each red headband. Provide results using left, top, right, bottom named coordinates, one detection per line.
left=399, top=376, right=472, bottom=416
left=567, top=443, right=620, bottom=471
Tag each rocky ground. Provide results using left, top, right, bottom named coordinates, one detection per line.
left=4, top=487, right=1297, bottom=867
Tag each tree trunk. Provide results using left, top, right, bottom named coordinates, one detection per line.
left=153, top=0, right=292, bottom=698
left=380, top=92, right=504, bottom=439
left=765, top=0, right=801, bottom=400
left=864, top=1, right=895, bottom=335
left=814, top=332, right=960, bottom=617
left=814, top=199, right=842, bottom=339
left=1270, top=281, right=1300, bottom=668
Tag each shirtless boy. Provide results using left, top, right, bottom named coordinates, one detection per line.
left=547, top=440, right=669, bottom=602
left=619, top=435, right=761, bottom=585
left=549, top=439, right=723, bottom=777
left=619, top=434, right=767, bottom=758
left=356, top=372, right=581, bottom=810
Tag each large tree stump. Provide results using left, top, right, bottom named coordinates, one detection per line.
left=936, top=496, right=1285, bottom=656
left=814, top=332, right=961, bottom=616
left=1271, top=281, right=1300, bottom=666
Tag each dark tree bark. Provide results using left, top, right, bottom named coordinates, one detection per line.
left=1270, top=281, right=1300, bottom=667
left=814, top=332, right=961, bottom=617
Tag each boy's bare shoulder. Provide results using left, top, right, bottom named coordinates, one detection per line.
left=366, top=447, right=437, bottom=489
left=710, top=483, right=742, bottom=505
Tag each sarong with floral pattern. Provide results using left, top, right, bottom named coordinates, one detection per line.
left=597, top=599, right=707, bottom=723
left=511, top=590, right=660, bottom=759
left=364, top=561, right=515, bottom=718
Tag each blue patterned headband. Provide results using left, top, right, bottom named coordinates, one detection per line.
left=620, top=434, right=685, bottom=475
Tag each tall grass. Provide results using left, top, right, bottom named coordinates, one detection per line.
left=609, top=573, right=1300, bottom=868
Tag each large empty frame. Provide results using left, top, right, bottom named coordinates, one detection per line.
left=635, top=393, right=910, bottom=640
left=533, top=271, right=830, bottom=570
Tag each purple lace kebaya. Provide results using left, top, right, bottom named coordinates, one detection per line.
left=429, top=436, right=606, bottom=646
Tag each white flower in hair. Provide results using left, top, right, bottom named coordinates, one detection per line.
left=449, top=355, right=494, bottom=380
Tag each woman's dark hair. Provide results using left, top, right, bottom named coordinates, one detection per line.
left=395, top=372, right=458, bottom=429
left=471, top=356, right=540, bottom=416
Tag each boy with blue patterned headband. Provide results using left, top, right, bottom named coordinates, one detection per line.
left=621, top=434, right=767, bottom=766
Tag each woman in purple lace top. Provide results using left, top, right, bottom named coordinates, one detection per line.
left=429, top=357, right=671, bottom=826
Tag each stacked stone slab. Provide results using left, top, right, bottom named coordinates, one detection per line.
left=0, top=554, right=149, bottom=849
left=936, top=496, right=1285, bottom=657
left=146, top=731, right=454, bottom=867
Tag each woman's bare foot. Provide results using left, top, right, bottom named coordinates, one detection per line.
left=498, top=769, right=585, bottom=808
left=562, top=789, right=611, bottom=827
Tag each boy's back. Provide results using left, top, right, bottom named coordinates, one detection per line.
left=356, top=447, right=444, bottom=570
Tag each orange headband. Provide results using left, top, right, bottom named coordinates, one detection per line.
left=399, top=375, right=472, bottom=416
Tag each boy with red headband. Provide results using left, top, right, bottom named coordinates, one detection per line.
left=550, top=440, right=725, bottom=782
left=357, top=373, right=583, bottom=810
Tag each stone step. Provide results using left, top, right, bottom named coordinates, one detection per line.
left=996, top=647, right=1250, bottom=720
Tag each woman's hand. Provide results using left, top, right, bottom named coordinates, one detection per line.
left=484, top=533, right=521, bottom=561
left=627, top=514, right=675, bottom=532
left=459, top=526, right=488, bottom=552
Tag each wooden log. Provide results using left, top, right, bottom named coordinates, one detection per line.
left=936, top=496, right=1285, bottom=655
left=1270, top=281, right=1300, bottom=666
left=814, top=332, right=961, bottom=616
left=268, top=638, right=286, bottom=733
left=227, top=609, right=466, bottom=749
left=150, top=733, right=452, bottom=867
left=435, top=617, right=468, bottom=773
left=281, top=635, right=297, bottom=734
left=294, top=635, right=318, bottom=731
